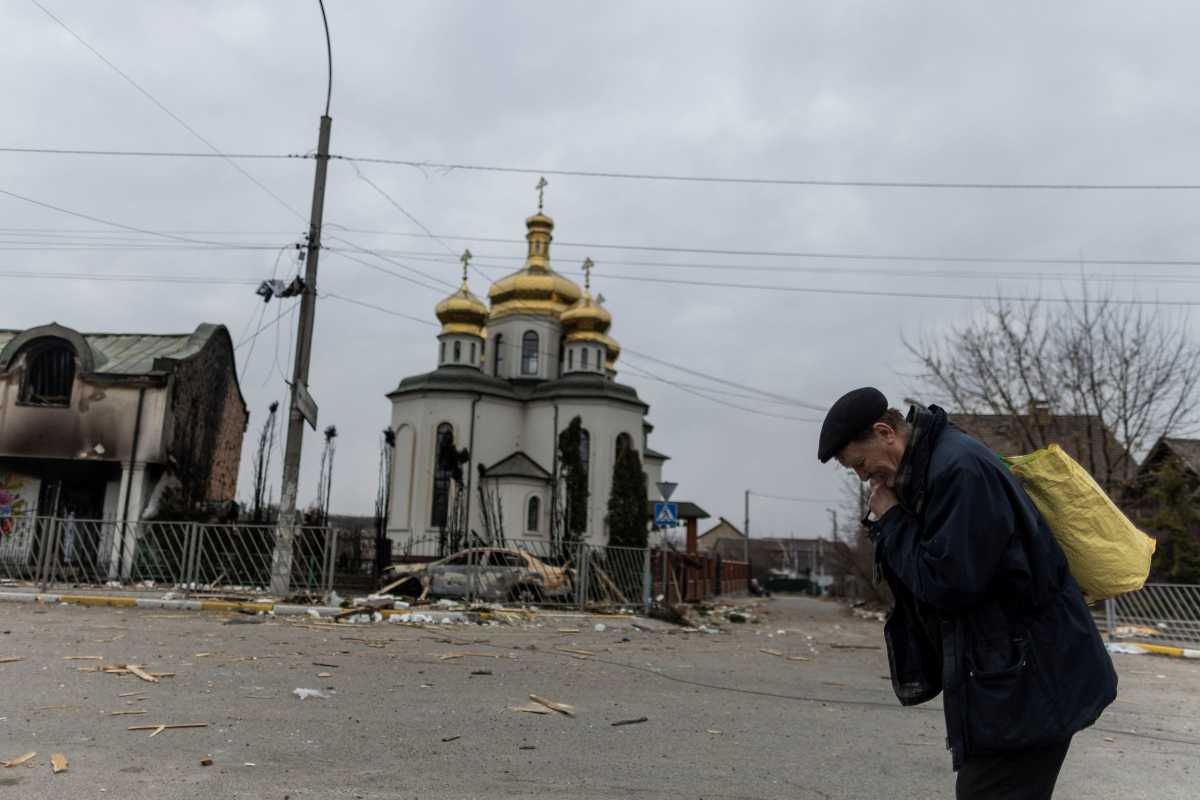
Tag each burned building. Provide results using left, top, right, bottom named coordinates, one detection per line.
left=0, top=322, right=248, bottom=566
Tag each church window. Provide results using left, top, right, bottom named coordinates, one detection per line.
left=582, top=348, right=590, bottom=370
left=440, top=342, right=446, bottom=363
left=453, top=341, right=462, bottom=363
left=580, top=429, right=590, bottom=474
left=470, top=342, right=476, bottom=364
left=616, top=433, right=632, bottom=457
left=568, top=349, right=574, bottom=370
left=431, top=423, right=455, bottom=528
left=521, top=331, right=539, bottom=375
left=493, top=334, right=504, bottom=375
left=19, top=340, right=74, bottom=407
left=526, top=496, right=540, bottom=532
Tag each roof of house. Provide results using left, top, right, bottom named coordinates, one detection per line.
left=950, top=411, right=1137, bottom=486
left=0, top=322, right=231, bottom=376
left=643, top=447, right=670, bottom=461
left=1140, top=437, right=1200, bottom=477
left=481, top=451, right=553, bottom=482
left=698, top=516, right=743, bottom=538
left=646, top=500, right=710, bottom=520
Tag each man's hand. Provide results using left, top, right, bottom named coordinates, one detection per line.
left=869, top=479, right=898, bottom=519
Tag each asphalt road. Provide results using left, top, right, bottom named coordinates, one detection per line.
left=0, top=595, right=1197, bottom=799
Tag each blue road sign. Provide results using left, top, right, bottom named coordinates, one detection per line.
left=654, top=502, right=679, bottom=527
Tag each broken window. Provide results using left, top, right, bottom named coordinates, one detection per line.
left=19, top=340, right=75, bottom=407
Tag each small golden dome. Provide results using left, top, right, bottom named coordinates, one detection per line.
left=488, top=208, right=582, bottom=321
left=436, top=252, right=488, bottom=335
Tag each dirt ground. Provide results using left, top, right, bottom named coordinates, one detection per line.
left=0, top=594, right=1196, bottom=799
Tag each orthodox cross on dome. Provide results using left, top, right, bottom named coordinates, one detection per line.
left=536, top=176, right=548, bottom=211
left=460, top=249, right=472, bottom=284
left=582, top=257, right=594, bottom=292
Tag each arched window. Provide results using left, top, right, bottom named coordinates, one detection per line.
left=453, top=341, right=462, bottom=363
left=567, top=349, right=574, bottom=370
left=493, top=334, right=504, bottom=375
left=579, top=429, right=590, bottom=475
left=526, top=496, right=541, bottom=532
left=431, top=423, right=455, bottom=528
left=440, top=342, right=446, bottom=363
left=19, top=340, right=75, bottom=407
left=615, top=433, right=633, bottom=457
left=469, top=342, right=476, bottom=364
left=521, top=331, right=539, bottom=375
left=582, top=348, right=590, bottom=370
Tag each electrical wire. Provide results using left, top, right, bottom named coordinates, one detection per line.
left=621, top=362, right=820, bottom=424
left=322, top=293, right=439, bottom=327
left=324, top=246, right=454, bottom=294
left=28, top=0, right=308, bottom=222
left=0, top=270, right=258, bottom=286
left=750, top=491, right=841, bottom=504
left=0, top=146, right=298, bottom=159
left=621, top=348, right=825, bottom=411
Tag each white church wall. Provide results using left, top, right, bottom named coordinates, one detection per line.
left=462, top=397, right=524, bottom=535
left=486, top=313, right=563, bottom=381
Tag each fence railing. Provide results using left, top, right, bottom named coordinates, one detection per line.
left=1102, top=582, right=1200, bottom=646
left=0, top=516, right=749, bottom=609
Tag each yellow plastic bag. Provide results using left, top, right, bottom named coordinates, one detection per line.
left=1004, top=444, right=1155, bottom=602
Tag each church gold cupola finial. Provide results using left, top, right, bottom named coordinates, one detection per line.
left=434, top=250, right=487, bottom=337
left=460, top=248, right=473, bottom=286
left=582, top=256, right=594, bottom=294
left=536, top=176, right=548, bottom=212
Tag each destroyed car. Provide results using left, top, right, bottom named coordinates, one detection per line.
left=385, top=547, right=573, bottom=602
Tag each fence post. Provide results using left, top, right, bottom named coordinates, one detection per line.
left=1104, top=597, right=1117, bottom=639
left=183, top=522, right=201, bottom=596
left=37, top=517, right=63, bottom=591
left=641, top=547, right=652, bottom=611
left=323, top=528, right=338, bottom=600
left=576, top=542, right=590, bottom=611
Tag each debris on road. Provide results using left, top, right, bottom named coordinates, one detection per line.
left=128, top=723, right=208, bottom=736
left=851, top=608, right=887, bottom=623
left=51, top=753, right=68, bottom=774
left=511, top=703, right=552, bottom=715
left=1, top=751, right=36, bottom=768
left=830, top=643, right=881, bottom=651
left=470, top=669, right=493, bottom=676
left=529, top=693, right=575, bottom=717
left=557, top=627, right=580, bottom=633
left=63, top=655, right=103, bottom=661
left=200, top=756, right=214, bottom=767
left=317, top=672, right=333, bottom=678
left=612, top=717, right=648, bottom=726
left=0, top=657, right=24, bottom=664
left=127, top=664, right=160, bottom=683
left=118, top=691, right=145, bottom=698
left=293, top=688, right=329, bottom=700
left=759, top=648, right=784, bottom=657
left=593, top=623, right=607, bottom=632
left=110, top=710, right=147, bottom=716
left=555, top=647, right=595, bottom=658
left=438, top=651, right=498, bottom=661
left=441, top=735, right=461, bottom=743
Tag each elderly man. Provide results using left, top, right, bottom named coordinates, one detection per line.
left=818, top=387, right=1116, bottom=800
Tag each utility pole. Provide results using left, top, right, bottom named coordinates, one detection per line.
left=270, top=3, right=333, bottom=597
left=827, top=507, right=838, bottom=544
left=743, top=489, right=750, bottom=565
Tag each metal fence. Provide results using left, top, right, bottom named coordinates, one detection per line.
left=1101, top=582, right=1200, bottom=646
left=0, top=515, right=340, bottom=598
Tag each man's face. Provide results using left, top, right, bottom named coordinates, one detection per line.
left=836, top=424, right=906, bottom=488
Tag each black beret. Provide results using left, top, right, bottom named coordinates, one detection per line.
left=817, top=387, right=888, bottom=463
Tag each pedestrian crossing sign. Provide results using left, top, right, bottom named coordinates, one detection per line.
left=654, top=502, right=679, bottom=527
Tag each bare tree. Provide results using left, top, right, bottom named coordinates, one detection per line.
left=904, top=281, right=1200, bottom=493
left=826, top=474, right=891, bottom=605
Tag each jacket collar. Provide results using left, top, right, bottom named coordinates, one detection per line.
left=894, top=404, right=947, bottom=515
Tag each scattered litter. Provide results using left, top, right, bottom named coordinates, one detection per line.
left=759, top=648, right=784, bottom=657
left=611, top=717, right=648, bottom=727
left=1103, top=737, right=1116, bottom=743
left=1105, top=643, right=1149, bottom=655
left=313, top=661, right=339, bottom=668
left=223, top=617, right=265, bottom=625
left=200, top=757, right=213, bottom=767
left=293, top=688, right=329, bottom=700
left=787, top=656, right=811, bottom=662
left=245, top=762, right=257, bottom=767
left=118, top=691, right=146, bottom=698
left=470, top=669, right=493, bottom=676
left=1, top=752, right=36, bottom=768
left=63, top=656, right=104, bottom=661
left=51, top=753, right=68, bottom=774
left=558, top=628, right=580, bottom=633
left=593, top=623, right=607, bottom=633
left=776, top=629, right=787, bottom=636
left=1156, top=674, right=1167, bottom=679
left=852, top=608, right=887, bottom=623
left=511, top=703, right=551, bottom=715
left=127, top=723, right=208, bottom=736
left=726, top=613, right=747, bottom=624
left=306, top=609, right=321, bottom=619
left=0, top=657, right=24, bottom=664
left=699, top=626, right=720, bottom=635
left=110, top=710, right=147, bottom=716
left=127, top=665, right=160, bottom=684
left=1113, top=624, right=1160, bottom=638
left=438, top=652, right=498, bottom=661
left=193, top=652, right=212, bottom=658
left=830, top=643, right=881, bottom=651
left=555, top=647, right=595, bottom=658
left=317, top=672, right=333, bottom=678
left=706, top=729, right=722, bottom=735
left=441, top=735, right=461, bottom=743
left=529, top=693, right=575, bottom=717
left=519, top=745, right=537, bottom=750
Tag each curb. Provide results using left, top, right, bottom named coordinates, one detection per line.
left=0, top=590, right=476, bottom=624
left=1106, top=641, right=1200, bottom=659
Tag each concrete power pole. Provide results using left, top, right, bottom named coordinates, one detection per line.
left=743, top=489, right=750, bottom=565
left=270, top=4, right=333, bottom=597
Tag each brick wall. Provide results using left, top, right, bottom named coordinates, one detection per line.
left=167, top=329, right=248, bottom=506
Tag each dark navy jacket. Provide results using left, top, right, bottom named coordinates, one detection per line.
left=870, top=413, right=1117, bottom=768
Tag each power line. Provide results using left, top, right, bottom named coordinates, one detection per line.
left=750, top=491, right=840, bottom=504
left=322, top=293, right=439, bottom=327
left=620, top=349, right=825, bottom=411
left=335, top=154, right=1200, bottom=191
left=28, top=0, right=308, bottom=222
left=0, top=146, right=299, bottom=159
left=324, top=247, right=454, bottom=294
left=0, top=270, right=258, bottom=285
left=621, top=362, right=820, bottom=423
left=596, top=272, right=1200, bottom=307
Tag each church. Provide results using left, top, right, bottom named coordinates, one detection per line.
left=384, top=189, right=673, bottom=556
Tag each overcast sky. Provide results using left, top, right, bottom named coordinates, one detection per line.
left=6, top=1, right=1200, bottom=538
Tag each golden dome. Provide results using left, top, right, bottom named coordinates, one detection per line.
left=436, top=253, right=488, bottom=336
left=488, top=208, right=582, bottom=321
left=562, top=257, right=612, bottom=340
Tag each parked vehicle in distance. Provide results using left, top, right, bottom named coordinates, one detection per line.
left=385, top=547, right=573, bottom=603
